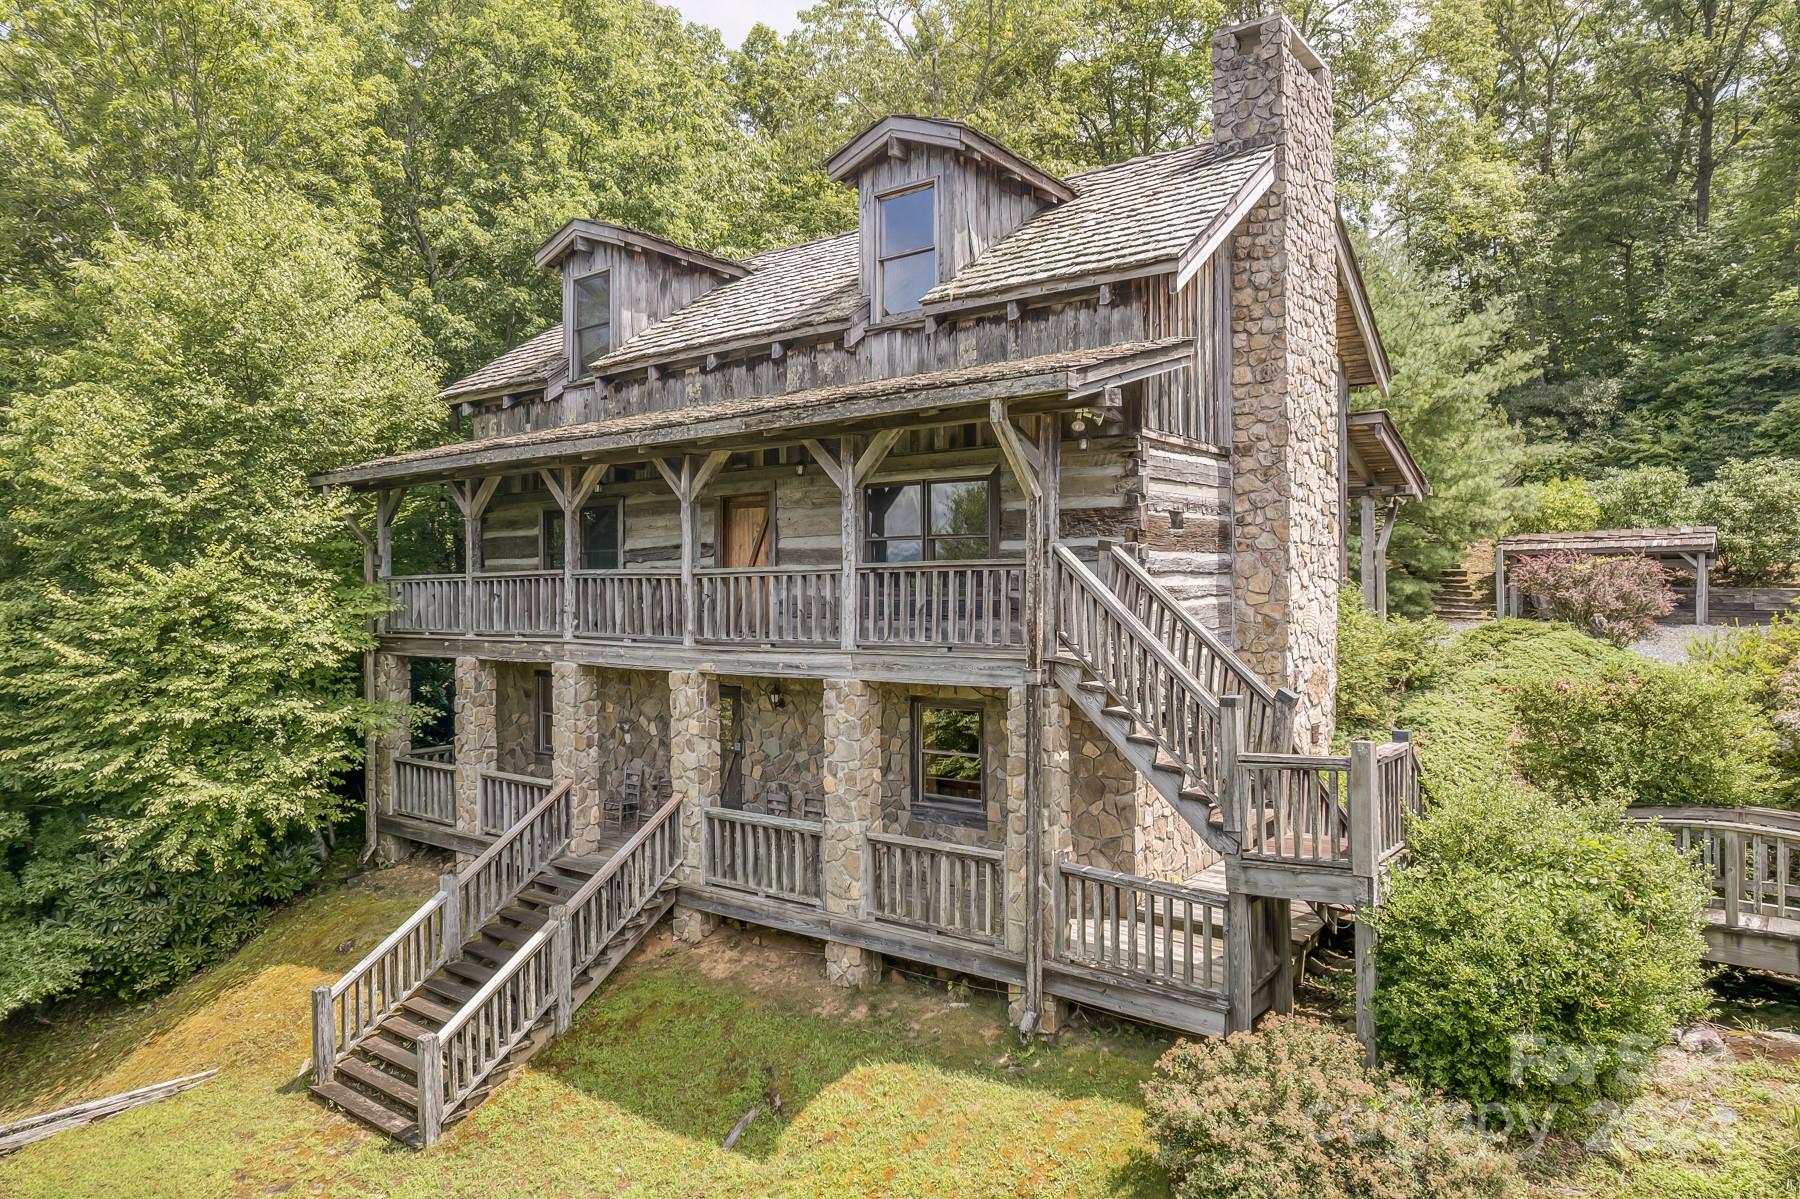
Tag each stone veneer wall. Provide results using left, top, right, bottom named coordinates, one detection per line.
left=1068, top=711, right=1217, bottom=881
left=669, top=670, right=720, bottom=944
left=493, top=661, right=546, bottom=777
left=821, top=678, right=882, bottom=987
left=594, top=668, right=673, bottom=802
left=551, top=662, right=602, bottom=853
left=721, top=676, right=823, bottom=803
left=1215, top=15, right=1341, bottom=749
left=874, top=683, right=1011, bottom=848
left=370, top=651, right=412, bottom=860
left=452, top=656, right=497, bottom=833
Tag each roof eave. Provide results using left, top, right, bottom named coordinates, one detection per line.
left=532, top=218, right=751, bottom=277
left=825, top=115, right=1074, bottom=203
left=1335, top=217, right=1391, bottom=395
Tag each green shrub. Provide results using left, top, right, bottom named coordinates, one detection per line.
left=1690, top=614, right=1800, bottom=805
left=1512, top=661, right=1778, bottom=808
left=1697, top=457, right=1800, bottom=584
left=1590, top=465, right=1695, bottom=529
left=1506, top=551, right=1676, bottom=646
left=1510, top=477, right=1601, bottom=534
left=1336, top=596, right=1444, bottom=741
left=1375, top=784, right=1710, bottom=1125
left=1143, top=1015, right=1516, bottom=1199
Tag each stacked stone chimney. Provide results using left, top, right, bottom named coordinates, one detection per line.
left=1214, top=15, right=1342, bottom=749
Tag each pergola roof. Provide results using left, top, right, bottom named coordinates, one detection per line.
left=1498, top=527, right=1718, bottom=557
left=1346, top=409, right=1429, bottom=499
left=318, top=338, right=1190, bottom=489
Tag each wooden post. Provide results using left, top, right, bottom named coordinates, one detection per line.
left=550, top=904, right=573, bottom=1033
left=1349, top=740, right=1379, bottom=880
left=1270, top=687, right=1299, bottom=755
left=1493, top=546, right=1505, bottom=620
left=1270, top=898, right=1294, bottom=1014
left=1218, top=694, right=1243, bottom=837
left=1226, top=889, right=1253, bottom=1033
left=860, top=829, right=875, bottom=920
left=1354, top=917, right=1378, bottom=1066
left=679, top=461, right=698, bottom=646
left=1037, top=414, right=1062, bottom=665
left=558, top=471, right=577, bottom=639
left=311, top=986, right=335, bottom=1084
left=838, top=436, right=858, bottom=651
left=1723, top=829, right=1742, bottom=928
left=1695, top=552, right=1710, bottom=626
left=416, top=1031, right=443, bottom=1148
left=1359, top=493, right=1378, bottom=611
left=1374, top=499, right=1399, bottom=616
left=437, top=873, right=461, bottom=967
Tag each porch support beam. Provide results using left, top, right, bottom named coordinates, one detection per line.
left=1358, top=493, right=1378, bottom=613
left=988, top=398, right=1042, bottom=501
left=653, top=452, right=730, bottom=646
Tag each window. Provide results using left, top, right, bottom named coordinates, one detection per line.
left=542, top=500, right=623, bottom=571
left=913, top=701, right=985, bottom=825
left=877, top=183, right=935, bottom=318
left=864, top=477, right=993, bottom=562
left=534, top=672, right=553, bottom=755
left=571, top=270, right=611, bottom=379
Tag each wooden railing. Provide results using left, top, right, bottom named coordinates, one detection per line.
left=865, top=831, right=1004, bottom=943
left=311, top=879, right=456, bottom=1087
left=1052, top=859, right=1228, bottom=1000
left=408, top=743, right=454, bottom=763
left=563, top=794, right=683, bottom=977
left=458, top=781, right=572, bottom=934
left=704, top=807, right=824, bottom=905
left=574, top=571, right=681, bottom=640
left=1235, top=752, right=1351, bottom=865
left=469, top=571, right=562, bottom=636
left=1100, top=545, right=1296, bottom=753
left=384, top=574, right=465, bottom=634
left=695, top=567, right=841, bottom=645
left=393, top=753, right=456, bottom=825
left=1626, top=806, right=1800, bottom=928
left=478, top=770, right=554, bottom=836
left=1054, top=545, right=1222, bottom=799
left=1373, top=739, right=1422, bottom=863
left=857, top=561, right=1025, bottom=648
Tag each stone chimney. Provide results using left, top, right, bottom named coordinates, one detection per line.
left=1213, top=15, right=1342, bottom=749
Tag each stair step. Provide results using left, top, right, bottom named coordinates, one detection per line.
left=1100, top=705, right=1133, bottom=722
left=445, top=958, right=496, bottom=985
left=462, top=939, right=511, bottom=965
left=337, top=1056, right=420, bottom=1107
left=400, top=993, right=460, bottom=1024
left=384, top=1013, right=439, bottom=1043
left=313, top=1080, right=418, bottom=1141
left=421, top=976, right=477, bottom=1006
left=499, top=904, right=549, bottom=930
left=1077, top=679, right=1107, bottom=694
left=359, top=1032, right=419, bottom=1076
left=1124, top=730, right=1159, bottom=746
left=519, top=886, right=571, bottom=909
left=485, top=921, right=536, bottom=948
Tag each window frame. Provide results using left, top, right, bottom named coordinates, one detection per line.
left=569, top=268, right=612, bottom=382
left=534, top=671, right=553, bottom=756
left=862, top=474, right=998, bottom=564
left=910, top=697, right=987, bottom=828
left=541, top=498, right=625, bottom=571
left=874, top=180, right=938, bottom=321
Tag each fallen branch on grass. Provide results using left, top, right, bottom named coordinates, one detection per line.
left=0, top=1070, right=218, bottom=1154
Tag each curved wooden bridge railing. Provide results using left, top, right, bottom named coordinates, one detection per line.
left=1625, top=805, right=1800, bottom=973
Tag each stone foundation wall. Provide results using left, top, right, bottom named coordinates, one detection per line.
left=669, top=670, right=720, bottom=943
left=551, top=662, right=603, bottom=853
left=821, top=678, right=882, bottom=988
left=595, top=667, right=673, bottom=801
left=1068, top=710, right=1218, bottom=881
left=452, top=656, right=497, bottom=832
left=493, top=661, right=546, bottom=777
left=874, top=683, right=1011, bottom=848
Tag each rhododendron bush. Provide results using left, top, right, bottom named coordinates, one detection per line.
left=1508, top=551, right=1674, bottom=645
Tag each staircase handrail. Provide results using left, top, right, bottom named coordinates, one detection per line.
left=561, top=793, right=684, bottom=975
left=1101, top=544, right=1299, bottom=752
left=458, top=778, right=573, bottom=933
left=1054, top=545, right=1225, bottom=795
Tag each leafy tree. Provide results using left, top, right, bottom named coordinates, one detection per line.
left=0, top=181, right=440, bottom=1014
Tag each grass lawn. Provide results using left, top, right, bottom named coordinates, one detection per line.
left=3, top=860, right=1798, bottom=1198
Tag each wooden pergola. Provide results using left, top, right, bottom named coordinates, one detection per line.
left=1345, top=410, right=1430, bottom=615
left=1495, top=526, right=1719, bottom=625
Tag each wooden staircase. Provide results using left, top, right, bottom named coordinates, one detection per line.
left=310, top=784, right=683, bottom=1147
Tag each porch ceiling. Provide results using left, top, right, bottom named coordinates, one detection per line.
left=1345, top=409, right=1429, bottom=500
left=313, top=338, right=1189, bottom=489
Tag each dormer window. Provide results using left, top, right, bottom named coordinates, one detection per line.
left=877, top=182, right=936, bottom=319
left=572, top=269, right=611, bottom=380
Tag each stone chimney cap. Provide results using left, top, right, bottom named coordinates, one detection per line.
left=1213, top=14, right=1325, bottom=75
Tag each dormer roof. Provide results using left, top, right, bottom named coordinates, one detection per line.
left=532, top=217, right=750, bottom=278
left=825, top=115, right=1075, bottom=203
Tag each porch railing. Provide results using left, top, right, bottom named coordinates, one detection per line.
left=1226, top=736, right=1422, bottom=873
left=703, top=807, right=824, bottom=905
left=695, top=567, right=842, bottom=645
left=470, top=571, right=561, bottom=636
left=478, top=769, right=554, bottom=837
left=393, top=751, right=456, bottom=825
left=384, top=574, right=465, bottom=634
left=574, top=570, right=682, bottom=641
left=458, top=780, right=572, bottom=934
left=857, top=561, right=1025, bottom=648
left=865, top=831, right=1004, bottom=944
left=1625, top=805, right=1800, bottom=927
left=1052, top=859, right=1228, bottom=1000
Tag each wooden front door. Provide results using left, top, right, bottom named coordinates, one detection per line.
left=720, top=494, right=772, bottom=568
left=719, top=685, right=744, bottom=808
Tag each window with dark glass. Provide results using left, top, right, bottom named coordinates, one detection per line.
left=877, top=183, right=935, bottom=318
left=534, top=671, right=553, bottom=755
left=542, top=499, right=623, bottom=570
left=864, top=477, right=992, bottom=562
left=572, top=270, right=611, bottom=379
left=913, top=701, right=984, bottom=824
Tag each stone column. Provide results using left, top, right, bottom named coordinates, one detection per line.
left=1037, top=686, right=1073, bottom=1032
left=668, top=669, right=720, bottom=943
left=552, top=661, right=603, bottom=854
left=370, top=652, right=412, bottom=861
left=1215, top=15, right=1342, bottom=750
left=821, top=677, right=882, bottom=988
left=1004, top=685, right=1073, bottom=1029
left=453, top=656, right=497, bottom=835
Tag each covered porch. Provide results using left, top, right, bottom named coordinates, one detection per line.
left=1344, top=409, right=1430, bottom=615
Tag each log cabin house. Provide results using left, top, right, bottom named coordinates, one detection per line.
left=307, top=15, right=1428, bottom=1146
